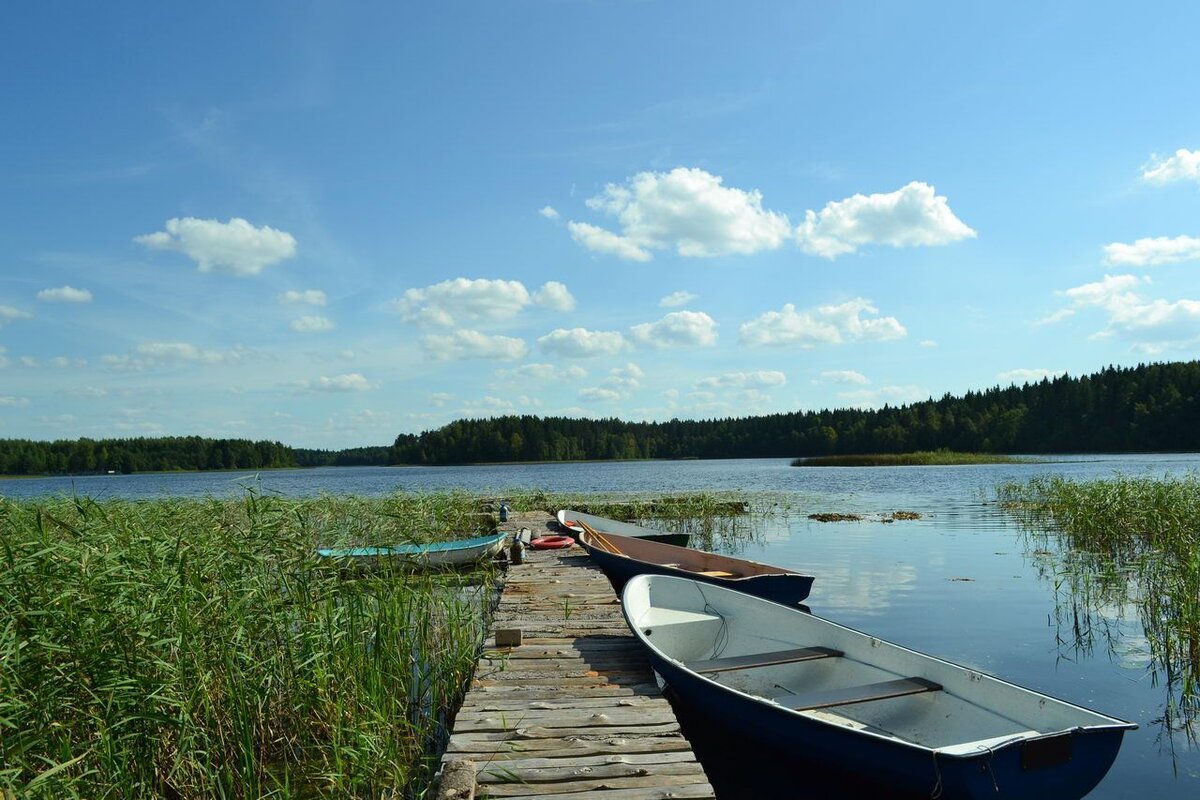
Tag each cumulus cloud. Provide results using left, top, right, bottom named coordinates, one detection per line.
left=297, top=373, right=374, bottom=393
left=539, top=205, right=560, bottom=220
left=794, top=181, right=976, bottom=259
left=630, top=310, right=718, bottom=349
left=740, top=298, right=906, bottom=347
left=393, top=278, right=574, bottom=326
left=603, top=363, right=644, bottom=391
left=838, top=385, right=929, bottom=409
left=102, top=342, right=246, bottom=370
left=569, top=167, right=792, bottom=261
left=696, top=370, right=787, bottom=389
left=659, top=290, right=697, bottom=308
left=429, top=392, right=454, bottom=407
left=37, top=286, right=92, bottom=303
left=997, top=368, right=1066, bottom=384
left=290, top=315, right=334, bottom=333
left=919, top=339, right=938, bottom=347
left=280, top=289, right=327, bottom=306
left=1141, top=149, right=1200, bottom=184
left=135, top=217, right=297, bottom=276
left=538, top=327, right=627, bottom=358
left=1056, top=274, right=1200, bottom=353
left=579, top=387, right=622, bottom=403
left=818, top=369, right=870, bottom=385
left=532, top=281, right=576, bottom=311
left=1104, top=235, right=1200, bottom=266
left=0, top=305, right=33, bottom=326
left=421, top=329, right=528, bottom=361
left=494, top=362, right=588, bottom=383
left=0, top=346, right=7, bottom=368
left=0, top=396, right=30, bottom=408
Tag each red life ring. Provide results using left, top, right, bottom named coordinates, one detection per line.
left=530, top=535, right=574, bottom=550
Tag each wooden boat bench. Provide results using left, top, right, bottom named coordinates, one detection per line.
left=686, top=646, right=843, bottom=674
left=777, top=677, right=943, bottom=712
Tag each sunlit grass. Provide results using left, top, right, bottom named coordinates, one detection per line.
left=0, top=491, right=494, bottom=797
left=998, top=474, right=1200, bottom=734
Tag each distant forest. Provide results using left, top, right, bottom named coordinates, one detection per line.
left=389, top=360, right=1200, bottom=464
left=1, top=361, right=1197, bottom=476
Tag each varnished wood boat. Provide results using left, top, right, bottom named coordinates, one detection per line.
left=622, top=575, right=1135, bottom=800
left=556, top=509, right=690, bottom=547
left=579, top=526, right=813, bottom=605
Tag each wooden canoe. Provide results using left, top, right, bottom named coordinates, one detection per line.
left=316, top=531, right=506, bottom=569
left=556, top=509, right=690, bottom=547
left=579, top=527, right=813, bottom=605
left=622, top=575, right=1135, bottom=800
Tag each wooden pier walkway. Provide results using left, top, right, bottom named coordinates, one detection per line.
left=440, top=511, right=715, bottom=799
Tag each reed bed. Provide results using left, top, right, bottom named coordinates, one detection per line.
left=793, top=450, right=1025, bottom=467
left=0, top=491, right=495, bottom=798
left=997, top=474, right=1200, bottom=733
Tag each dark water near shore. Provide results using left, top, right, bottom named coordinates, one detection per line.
left=5, top=454, right=1199, bottom=797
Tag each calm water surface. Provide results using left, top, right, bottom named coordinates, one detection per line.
left=5, top=454, right=1199, bottom=797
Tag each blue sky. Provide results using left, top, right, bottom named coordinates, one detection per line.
left=3, top=1, right=1200, bottom=448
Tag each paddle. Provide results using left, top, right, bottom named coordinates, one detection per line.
left=576, top=520, right=618, bottom=554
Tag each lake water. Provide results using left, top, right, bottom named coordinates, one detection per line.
left=5, top=453, right=1199, bottom=798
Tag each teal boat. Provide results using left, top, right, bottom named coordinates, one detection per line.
left=317, top=531, right=506, bottom=568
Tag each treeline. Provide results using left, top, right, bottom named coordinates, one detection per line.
left=0, top=437, right=298, bottom=475
left=390, top=361, right=1200, bottom=464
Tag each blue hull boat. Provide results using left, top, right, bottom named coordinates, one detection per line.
left=622, top=575, right=1134, bottom=800
left=579, top=528, right=813, bottom=605
left=317, top=531, right=506, bottom=569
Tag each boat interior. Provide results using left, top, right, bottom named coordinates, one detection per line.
left=581, top=527, right=797, bottom=579
left=626, top=578, right=1127, bottom=754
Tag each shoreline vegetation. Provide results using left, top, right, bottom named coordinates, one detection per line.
left=0, top=360, right=1197, bottom=476
left=998, top=475, right=1200, bottom=730
left=791, top=451, right=1027, bottom=467
left=0, top=490, right=749, bottom=797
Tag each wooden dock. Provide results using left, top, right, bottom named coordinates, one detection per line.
left=440, top=511, right=715, bottom=799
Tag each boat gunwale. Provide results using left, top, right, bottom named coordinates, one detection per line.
left=621, top=575, right=1136, bottom=761
left=316, top=530, right=506, bottom=559
left=580, top=529, right=813, bottom=583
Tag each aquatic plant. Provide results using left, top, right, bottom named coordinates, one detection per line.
left=0, top=491, right=494, bottom=797
left=998, top=474, right=1200, bottom=736
left=792, top=450, right=1027, bottom=467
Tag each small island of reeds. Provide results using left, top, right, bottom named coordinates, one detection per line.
left=791, top=450, right=1027, bottom=467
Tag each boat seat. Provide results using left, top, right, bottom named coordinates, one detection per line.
left=777, top=677, right=942, bottom=712
left=686, top=646, right=843, bottom=674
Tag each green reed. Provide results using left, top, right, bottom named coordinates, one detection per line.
left=0, top=491, right=493, bottom=798
left=997, top=474, right=1200, bottom=734
left=793, top=450, right=1025, bottom=467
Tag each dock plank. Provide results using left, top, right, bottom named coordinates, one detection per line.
left=439, top=510, right=714, bottom=798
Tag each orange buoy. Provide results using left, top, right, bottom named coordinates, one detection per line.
left=530, top=535, right=573, bottom=550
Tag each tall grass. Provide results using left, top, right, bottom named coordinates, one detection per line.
left=793, top=450, right=1025, bottom=467
left=998, top=474, right=1200, bottom=734
left=0, top=491, right=494, bottom=797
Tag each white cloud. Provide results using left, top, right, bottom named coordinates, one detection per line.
left=298, top=373, right=374, bottom=393
left=137, top=341, right=228, bottom=364
left=68, top=386, right=108, bottom=398
left=429, top=392, right=455, bottom=407
left=567, top=221, right=652, bottom=262
left=740, top=298, right=906, bottom=347
left=997, top=368, right=1066, bottom=384
left=135, top=217, right=297, bottom=276
left=1104, top=235, right=1200, bottom=266
left=794, top=181, right=976, bottom=259
left=0, top=305, right=33, bottom=326
left=494, top=362, right=588, bottom=383
left=697, top=370, right=787, bottom=389
left=818, top=369, right=870, bottom=385
left=539, top=205, right=560, bottom=220
left=279, top=289, right=327, bottom=306
left=37, top=286, right=92, bottom=303
left=579, top=387, right=622, bottom=403
left=603, top=363, right=644, bottom=391
left=1141, top=149, right=1200, bottom=185
left=659, top=290, right=697, bottom=308
left=421, top=329, right=528, bottom=361
left=1034, top=308, right=1076, bottom=326
left=50, top=357, right=85, bottom=368
left=630, top=310, right=718, bottom=349
left=532, top=281, right=576, bottom=311
left=1056, top=274, right=1200, bottom=352
left=0, top=347, right=7, bottom=368
left=0, top=396, right=29, bottom=408
left=459, top=395, right=515, bottom=415
left=393, top=278, right=571, bottom=326
left=290, top=315, right=335, bottom=333
left=569, top=167, right=792, bottom=260
left=838, top=385, right=929, bottom=409
left=538, top=327, right=627, bottom=358
left=19, top=356, right=37, bottom=367
left=919, top=339, right=938, bottom=347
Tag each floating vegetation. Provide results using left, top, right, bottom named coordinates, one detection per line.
left=891, top=511, right=922, bottom=521
left=0, top=491, right=495, bottom=798
left=998, top=474, right=1200, bottom=737
left=792, top=450, right=1027, bottom=467
left=807, top=511, right=922, bottom=523
left=808, top=513, right=864, bottom=522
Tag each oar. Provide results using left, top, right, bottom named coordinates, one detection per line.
left=576, top=520, right=618, bottom=554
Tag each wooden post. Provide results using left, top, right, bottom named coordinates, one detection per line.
left=435, top=759, right=476, bottom=800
